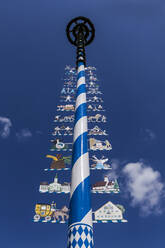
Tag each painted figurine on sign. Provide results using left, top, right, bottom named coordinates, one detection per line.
left=93, top=201, right=127, bottom=223
left=88, top=126, right=108, bottom=136
left=88, top=114, right=107, bottom=123
left=61, top=88, right=75, bottom=95
left=89, top=81, right=98, bottom=87
left=61, top=88, right=67, bottom=94
left=33, top=202, right=69, bottom=223
left=87, top=88, right=102, bottom=95
left=86, top=66, right=96, bottom=71
left=89, top=75, right=97, bottom=81
left=53, top=126, right=61, bottom=136
left=68, top=67, right=75, bottom=74
left=54, top=115, right=74, bottom=122
left=89, top=138, right=112, bottom=151
left=39, top=174, right=70, bottom=194
left=92, top=177, right=119, bottom=193
left=57, top=105, right=74, bottom=111
left=60, top=95, right=75, bottom=102
left=90, top=155, right=111, bottom=169
left=64, top=81, right=74, bottom=87
left=34, top=202, right=56, bottom=222
left=88, top=96, right=103, bottom=103
left=63, top=126, right=73, bottom=135
left=52, top=206, right=69, bottom=223
left=46, top=154, right=71, bottom=170
left=52, top=126, right=73, bottom=136
left=50, top=139, right=72, bottom=151
left=54, top=115, right=61, bottom=122
left=87, top=104, right=105, bottom=112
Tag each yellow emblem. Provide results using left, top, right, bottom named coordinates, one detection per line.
left=35, top=203, right=56, bottom=217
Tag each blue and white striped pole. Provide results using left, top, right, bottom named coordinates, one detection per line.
left=66, top=17, right=95, bottom=248
left=67, top=61, right=93, bottom=248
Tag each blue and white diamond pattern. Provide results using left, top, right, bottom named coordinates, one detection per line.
left=67, top=224, right=93, bottom=248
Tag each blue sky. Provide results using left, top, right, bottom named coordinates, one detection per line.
left=0, top=0, right=165, bottom=247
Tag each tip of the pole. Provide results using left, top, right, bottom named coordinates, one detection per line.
left=66, top=17, right=95, bottom=47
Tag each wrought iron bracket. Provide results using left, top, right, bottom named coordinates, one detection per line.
left=66, top=16, right=95, bottom=67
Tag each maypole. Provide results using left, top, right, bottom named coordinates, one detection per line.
left=66, top=17, right=95, bottom=248
left=32, top=15, right=128, bottom=248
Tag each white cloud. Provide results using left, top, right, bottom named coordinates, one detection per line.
left=16, top=128, right=32, bottom=142
left=104, top=159, right=120, bottom=180
left=123, top=162, right=164, bottom=216
left=0, top=116, right=12, bottom=139
left=36, top=130, right=43, bottom=135
left=144, top=129, right=156, bottom=141
left=140, top=128, right=156, bottom=143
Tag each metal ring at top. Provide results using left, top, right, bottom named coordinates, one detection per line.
left=66, top=16, right=95, bottom=46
